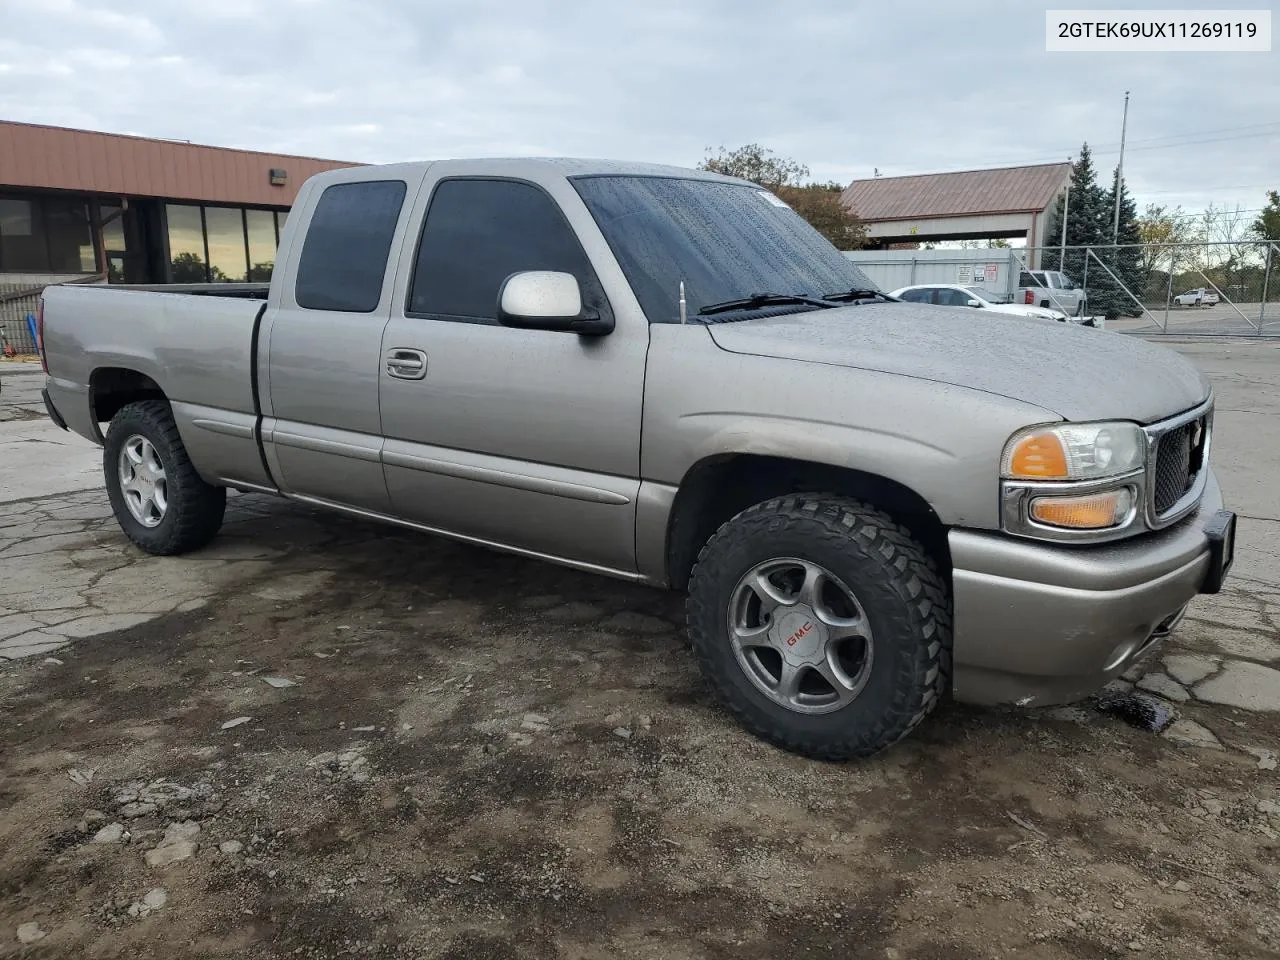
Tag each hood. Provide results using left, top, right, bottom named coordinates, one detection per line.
left=706, top=302, right=1210, bottom=424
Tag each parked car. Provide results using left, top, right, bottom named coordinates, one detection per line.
left=1018, top=270, right=1086, bottom=316
left=38, top=158, right=1235, bottom=761
left=1173, top=288, right=1220, bottom=307
left=889, top=284, right=1079, bottom=324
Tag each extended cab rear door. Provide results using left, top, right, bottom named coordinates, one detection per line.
left=377, top=163, right=648, bottom=573
left=258, top=165, right=428, bottom=513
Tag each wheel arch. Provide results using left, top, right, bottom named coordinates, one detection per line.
left=90, top=366, right=168, bottom=441
left=663, top=453, right=950, bottom=592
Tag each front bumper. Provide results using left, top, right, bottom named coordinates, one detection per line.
left=949, top=469, right=1226, bottom=707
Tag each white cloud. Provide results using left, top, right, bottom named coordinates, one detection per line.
left=0, top=0, right=1274, bottom=214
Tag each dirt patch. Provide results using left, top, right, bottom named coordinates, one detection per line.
left=1, top=496, right=1278, bottom=958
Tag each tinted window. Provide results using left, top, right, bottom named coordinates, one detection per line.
left=897, top=289, right=929, bottom=303
left=0, top=195, right=94, bottom=274
left=246, top=209, right=276, bottom=282
left=572, top=176, right=877, bottom=323
left=936, top=288, right=973, bottom=307
left=42, top=197, right=95, bottom=273
left=166, top=204, right=207, bottom=282
left=204, top=206, right=247, bottom=282
left=296, top=180, right=406, bottom=312
left=1017, top=272, right=1035, bottom=287
left=408, top=179, right=599, bottom=322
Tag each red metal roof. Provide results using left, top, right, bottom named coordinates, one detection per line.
left=0, top=121, right=357, bottom=206
left=841, top=162, right=1071, bottom=222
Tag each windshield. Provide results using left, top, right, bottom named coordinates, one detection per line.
left=570, top=175, right=879, bottom=322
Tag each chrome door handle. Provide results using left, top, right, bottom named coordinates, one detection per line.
left=385, top=349, right=427, bottom=380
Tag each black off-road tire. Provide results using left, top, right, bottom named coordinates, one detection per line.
left=685, top=494, right=951, bottom=761
left=104, top=400, right=226, bottom=555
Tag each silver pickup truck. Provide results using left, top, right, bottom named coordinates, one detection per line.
left=37, top=159, right=1235, bottom=760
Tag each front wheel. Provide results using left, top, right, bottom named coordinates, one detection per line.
left=685, top=495, right=951, bottom=760
left=104, top=400, right=226, bottom=555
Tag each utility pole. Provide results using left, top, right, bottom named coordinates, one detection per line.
left=1112, top=91, right=1130, bottom=244
left=1059, top=157, right=1072, bottom=270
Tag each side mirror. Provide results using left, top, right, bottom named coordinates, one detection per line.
left=966, top=299, right=982, bottom=308
left=497, top=271, right=613, bottom=336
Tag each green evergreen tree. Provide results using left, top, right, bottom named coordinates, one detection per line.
left=1043, top=143, right=1108, bottom=291
left=1099, top=167, right=1145, bottom=317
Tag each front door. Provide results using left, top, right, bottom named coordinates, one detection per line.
left=261, top=172, right=422, bottom=513
left=377, top=169, right=648, bottom=572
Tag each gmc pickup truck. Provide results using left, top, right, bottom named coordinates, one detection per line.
left=38, top=159, right=1235, bottom=760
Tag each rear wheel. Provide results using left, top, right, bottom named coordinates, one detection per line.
left=104, top=400, right=226, bottom=555
left=685, top=494, right=951, bottom=760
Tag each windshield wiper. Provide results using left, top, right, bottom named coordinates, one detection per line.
left=697, top=292, right=837, bottom=316
left=822, top=288, right=897, bottom=303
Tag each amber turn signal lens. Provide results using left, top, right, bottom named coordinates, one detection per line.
left=1005, top=431, right=1069, bottom=479
left=1030, top=490, right=1132, bottom=529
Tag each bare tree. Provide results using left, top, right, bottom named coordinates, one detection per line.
left=1136, top=204, right=1199, bottom=277
left=699, top=144, right=808, bottom=189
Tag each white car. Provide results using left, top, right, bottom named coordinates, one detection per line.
left=1173, top=288, right=1220, bottom=307
left=890, top=284, right=1072, bottom=323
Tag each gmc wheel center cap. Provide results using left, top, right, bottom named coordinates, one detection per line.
left=772, top=608, right=827, bottom=664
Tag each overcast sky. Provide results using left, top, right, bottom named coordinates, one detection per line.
left=1, top=0, right=1275, bottom=221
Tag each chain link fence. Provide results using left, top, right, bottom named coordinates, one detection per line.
left=1021, top=241, right=1279, bottom=336
left=1, top=284, right=42, bottom=355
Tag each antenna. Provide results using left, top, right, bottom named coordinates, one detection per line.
left=679, top=281, right=687, bottom=324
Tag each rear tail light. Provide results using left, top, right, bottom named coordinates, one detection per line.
left=1024, top=290, right=1035, bottom=305
left=36, top=295, right=47, bottom=373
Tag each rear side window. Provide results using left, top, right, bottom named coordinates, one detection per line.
left=295, top=180, right=407, bottom=312
left=408, top=178, right=603, bottom=323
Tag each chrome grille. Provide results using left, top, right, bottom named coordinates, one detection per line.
left=1151, top=415, right=1207, bottom=516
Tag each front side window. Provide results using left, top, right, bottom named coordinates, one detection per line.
left=295, top=180, right=406, bottom=313
left=571, top=176, right=878, bottom=323
left=408, top=178, right=602, bottom=323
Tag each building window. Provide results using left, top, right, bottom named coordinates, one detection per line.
left=166, top=204, right=207, bottom=282
left=204, top=206, right=247, bottom=282
left=0, top=193, right=95, bottom=275
left=164, top=203, right=290, bottom=283
left=246, top=209, right=276, bottom=282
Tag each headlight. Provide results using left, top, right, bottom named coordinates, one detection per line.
left=1002, top=422, right=1145, bottom=481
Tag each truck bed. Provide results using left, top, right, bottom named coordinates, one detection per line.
left=41, top=284, right=268, bottom=488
